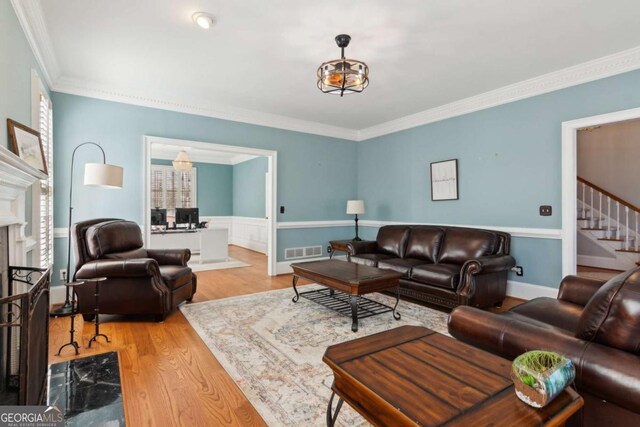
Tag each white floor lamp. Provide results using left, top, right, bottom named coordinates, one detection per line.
left=50, top=142, right=123, bottom=317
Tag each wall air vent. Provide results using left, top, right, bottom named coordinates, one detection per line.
left=285, top=245, right=323, bottom=260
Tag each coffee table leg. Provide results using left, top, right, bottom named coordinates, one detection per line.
left=350, top=295, right=359, bottom=332
left=292, top=275, right=300, bottom=303
left=326, top=387, right=344, bottom=427
left=393, top=286, right=401, bottom=320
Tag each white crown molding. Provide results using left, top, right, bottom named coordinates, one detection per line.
left=53, top=76, right=360, bottom=141
left=151, top=146, right=258, bottom=165
left=357, top=46, right=640, bottom=141
left=10, top=0, right=60, bottom=87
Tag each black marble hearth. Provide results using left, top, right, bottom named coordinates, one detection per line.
left=47, top=351, right=125, bottom=426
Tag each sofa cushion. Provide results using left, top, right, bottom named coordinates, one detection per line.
left=86, top=220, right=143, bottom=259
left=350, top=253, right=394, bottom=267
left=576, top=268, right=640, bottom=354
left=510, top=297, right=583, bottom=333
left=405, top=226, right=445, bottom=263
left=438, top=228, right=498, bottom=264
left=376, top=226, right=411, bottom=258
left=411, top=263, right=461, bottom=290
left=159, top=265, right=193, bottom=290
left=377, top=258, right=425, bottom=278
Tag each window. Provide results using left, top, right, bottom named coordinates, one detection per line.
left=37, top=93, right=53, bottom=268
left=150, top=165, right=197, bottom=217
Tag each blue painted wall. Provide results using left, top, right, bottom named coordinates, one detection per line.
left=151, top=159, right=233, bottom=216
left=51, top=92, right=358, bottom=282
left=233, top=157, right=268, bottom=218
left=357, top=69, right=640, bottom=287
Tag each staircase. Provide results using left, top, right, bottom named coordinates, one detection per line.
left=577, top=176, right=640, bottom=270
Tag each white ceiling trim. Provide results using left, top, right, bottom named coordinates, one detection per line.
left=10, top=0, right=60, bottom=87
left=12, top=2, right=640, bottom=142
left=151, top=146, right=258, bottom=165
left=357, top=45, right=640, bottom=141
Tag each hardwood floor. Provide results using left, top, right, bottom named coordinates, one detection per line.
left=48, top=246, right=521, bottom=426
left=577, top=265, right=622, bottom=281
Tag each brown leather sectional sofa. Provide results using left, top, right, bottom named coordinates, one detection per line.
left=72, top=218, right=197, bottom=321
left=347, top=225, right=516, bottom=309
left=448, top=268, right=640, bottom=426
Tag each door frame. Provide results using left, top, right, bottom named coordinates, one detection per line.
left=561, top=106, right=640, bottom=277
left=143, top=135, right=278, bottom=276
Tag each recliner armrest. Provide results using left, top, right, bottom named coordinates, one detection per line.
left=75, top=258, right=159, bottom=279
left=147, top=249, right=191, bottom=266
left=462, top=255, right=516, bottom=275
left=557, top=275, right=607, bottom=306
left=346, top=240, right=377, bottom=255
left=448, top=306, right=640, bottom=414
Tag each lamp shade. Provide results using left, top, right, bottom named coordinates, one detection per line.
left=346, top=200, right=365, bottom=215
left=84, top=163, right=124, bottom=188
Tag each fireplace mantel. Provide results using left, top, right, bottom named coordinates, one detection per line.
left=0, top=144, right=47, bottom=266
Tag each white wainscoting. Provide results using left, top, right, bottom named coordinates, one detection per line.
left=206, top=216, right=268, bottom=254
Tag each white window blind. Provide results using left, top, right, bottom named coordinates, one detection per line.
left=150, top=165, right=197, bottom=213
left=38, top=93, right=53, bottom=268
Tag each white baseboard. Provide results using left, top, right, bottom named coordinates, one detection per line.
left=230, top=236, right=267, bottom=254
left=577, top=255, right=632, bottom=271
left=50, top=285, right=66, bottom=306
left=506, top=280, right=558, bottom=300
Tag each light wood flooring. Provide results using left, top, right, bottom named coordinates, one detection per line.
left=49, top=246, right=521, bottom=426
left=576, top=265, right=623, bottom=281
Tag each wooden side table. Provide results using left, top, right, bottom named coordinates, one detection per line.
left=328, top=240, right=355, bottom=261
left=323, top=326, right=583, bottom=426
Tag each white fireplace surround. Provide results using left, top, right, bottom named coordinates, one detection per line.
left=0, top=144, right=46, bottom=268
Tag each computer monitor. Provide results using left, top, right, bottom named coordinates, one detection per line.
left=150, top=208, right=167, bottom=226
left=175, top=207, right=199, bottom=226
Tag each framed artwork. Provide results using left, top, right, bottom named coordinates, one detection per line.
left=430, top=159, right=458, bottom=201
left=7, top=119, right=48, bottom=175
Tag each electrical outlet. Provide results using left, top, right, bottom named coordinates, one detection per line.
left=327, top=246, right=332, bottom=254
left=513, top=266, right=524, bottom=276
left=539, top=205, right=552, bottom=216
left=59, top=269, right=67, bottom=281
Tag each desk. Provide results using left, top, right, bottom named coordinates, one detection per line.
left=150, top=227, right=228, bottom=263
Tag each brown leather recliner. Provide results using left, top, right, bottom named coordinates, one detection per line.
left=72, top=218, right=197, bottom=321
left=448, top=267, right=640, bottom=427
left=347, top=225, right=515, bottom=309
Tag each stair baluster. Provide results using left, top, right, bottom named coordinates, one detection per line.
left=590, top=187, right=594, bottom=227
left=636, top=211, right=639, bottom=251
left=617, top=202, right=620, bottom=240
left=625, top=207, right=630, bottom=250
left=599, top=192, right=602, bottom=228
left=608, top=196, right=611, bottom=236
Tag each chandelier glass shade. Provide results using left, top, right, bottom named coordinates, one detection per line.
left=173, top=150, right=193, bottom=171
left=317, top=34, right=369, bottom=96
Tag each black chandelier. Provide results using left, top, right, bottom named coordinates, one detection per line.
left=317, top=34, right=369, bottom=97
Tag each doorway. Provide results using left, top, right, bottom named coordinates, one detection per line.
left=561, top=106, right=640, bottom=278
left=142, top=136, right=278, bottom=276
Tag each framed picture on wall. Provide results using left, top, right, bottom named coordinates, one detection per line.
left=7, top=119, right=48, bottom=175
left=430, top=159, right=458, bottom=201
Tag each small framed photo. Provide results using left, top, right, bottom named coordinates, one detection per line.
left=7, top=119, right=48, bottom=175
left=430, top=159, right=458, bottom=201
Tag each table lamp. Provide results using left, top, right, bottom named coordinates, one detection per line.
left=346, top=200, right=365, bottom=241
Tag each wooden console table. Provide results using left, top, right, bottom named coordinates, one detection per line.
left=323, top=326, right=583, bottom=426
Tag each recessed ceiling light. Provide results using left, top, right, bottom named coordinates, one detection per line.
left=192, top=12, right=214, bottom=30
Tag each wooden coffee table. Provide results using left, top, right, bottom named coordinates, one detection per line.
left=291, top=260, right=402, bottom=332
left=323, top=326, right=583, bottom=426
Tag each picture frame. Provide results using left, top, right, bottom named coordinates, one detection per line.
left=430, top=159, right=458, bottom=201
left=7, top=119, right=48, bottom=175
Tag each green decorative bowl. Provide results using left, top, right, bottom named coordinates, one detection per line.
left=511, top=351, right=576, bottom=408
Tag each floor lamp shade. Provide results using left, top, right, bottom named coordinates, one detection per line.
left=346, top=200, right=365, bottom=215
left=84, top=163, right=124, bottom=188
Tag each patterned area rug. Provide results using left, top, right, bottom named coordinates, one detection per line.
left=180, top=285, right=449, bottom=426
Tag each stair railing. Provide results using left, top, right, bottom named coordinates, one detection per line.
left=577, top=176, right=639, bottom=251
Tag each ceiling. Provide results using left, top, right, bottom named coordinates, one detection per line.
left=18, top=0, right=640, bottom=139
left=151, top=143, right=257, bottom=165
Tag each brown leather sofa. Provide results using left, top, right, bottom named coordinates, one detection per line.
left=347, top=225, right=515, bottom=309
left=72, top=218, right=197, bottom=321
left=448, top=268, right=640, bottom=427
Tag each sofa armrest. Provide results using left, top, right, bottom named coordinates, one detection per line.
left=448, top=306, right=640, bottom=413
left=147, top=249, right=191, bottom=266
left=462, top=255, right=516, bottom=275
left=75, top=258, right=160, bottom=279
left=557, top=275, right=607, bottom=306
left=346, top=240, right=377, bottom=255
